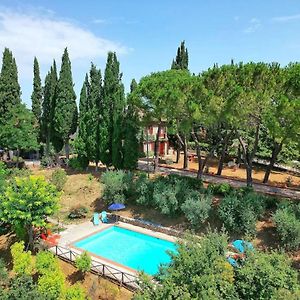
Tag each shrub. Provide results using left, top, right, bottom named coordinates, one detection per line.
left=65, top=283, right=86, bottom=300
left=181, top=191, right=212, bottom=228
left=135, top=173, right=154, bottom=206
left=38, top=269, right=66, bottom=300
left=208, top=182, right=233, bottom=196
left=3, top=275, right=44, bottom=300
left=235, top=251, right=300, bottom=299
left=0, top=258, right=8, bottom=286
left=68, top=156, right=88, bottom=171
left=273, top=206, right=300, bottom=250
left=10, top=241, right=34, bottom=276
left=101, top=170, right=130, bottom=204
left=218, top=192, right=266, bottom=236
left=68, top=206, right=88, bottom=219
left=50, top=169, right=67, bottom=191
left=75, top=251, right=92, bottom=276
left=153, top=180, right=179, bottom=216
left=168, top=174, right=203, bottom=191
left=36, top=251, right=59, bottom=275
left=40, top=155, right=55, bottom=168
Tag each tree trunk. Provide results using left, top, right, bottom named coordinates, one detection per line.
left=196, top=145, right=203, bottom=179
left=154, top=123, right=162, bottom=172
left=246, top=164, right=253, bottom=187
left=176, top=148, right=180, bottom=163
left=183, top=135, right=188, bottom=169
left=95, top=161, right=98, bottom=172
left=45, top=135, right=50, bottom=157
left=263, top=142, right=282, bottom=184
left=65, top=138, right=70, bottom=160
left=26, top=225, right=34, bottom=251
left=217, top=134, right=230, bottom=176
left=237, top=145, right=242, bottom=165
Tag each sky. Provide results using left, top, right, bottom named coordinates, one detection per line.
left=1, top=0, right=300, bottom=107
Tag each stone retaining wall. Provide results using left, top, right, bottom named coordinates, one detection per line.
left=109, top=213, right=183, bottom=238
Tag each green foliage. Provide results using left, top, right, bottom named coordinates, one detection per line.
left=152, top=179, right=179, bottom=216
left=0, top=103, right=39, bottom=151
left=171, top=41, right=189, bottom=70
left=135, top=231, right=236, bottom=300
left=0, top=176, right=60, bottom=248
left=218, top=192, right=266, bottom=236
left=0, top=258, right=8, bottom=286
left=273, top=204, right=300, bottom=250
left=53, top=48, right=78, bottom=157
left=102, top=52, right=126, bottom=168
left=181, top=191, right=212, bottom=228
left=135, top=173, right=154, bottom=206
left=38, top=267, right=66, bottom=300
left=235, top=251, right=300, bottom=300
left=31, top=57, right=42, bottom=139
left=0, top=48, right=21, bottom=121
left=101, top=170, right=131, bottom=204
left=50, top=169, right=67, bottom=191
left=208, top=182, right=234, bottom=196
left=0, top=161, right=8, bottom=192
left=65, top=283, right=86, bottom=300
left=75, top=251, right=92, bottom=275
left=1, top=275, right=45, bottom=300
left=10, top=241, right=34, bottom=276
left=36, top=251, right=59, bottom=275
left=68, top=156, right=88, bottom=171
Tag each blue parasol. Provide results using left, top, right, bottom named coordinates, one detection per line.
left=108, top=203, right=126, bottom=211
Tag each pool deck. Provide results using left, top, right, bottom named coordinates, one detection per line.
left=49, top=220, right=177, bottom=289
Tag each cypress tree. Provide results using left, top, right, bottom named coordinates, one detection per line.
left=123, top=79, right=140, bottom=170
left=102, top=52, right=125, bottom=168
left=89, top=64, right=103, bottom=170
left=53, top=48, right=78, bottom=159
left=41, top=60, right=59, bottom=155
left=31, top=57, right=43, bottom=139
left=0, top=48, right=21, bottom=123
left=171, top=41, right=189, bottom=70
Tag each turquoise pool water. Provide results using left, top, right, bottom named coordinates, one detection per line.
left=74, top=226, right=176, bottom=275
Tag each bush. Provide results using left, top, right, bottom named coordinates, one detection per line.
left=153, top=180, right=179, bottom=216
left=50, top=169, right=67, bottom=191
left=0, top=258, right=8, bottom=286
left=75, top=251, right=91, bottom=276
left=273, top=205, right=300, bottom=250
left=208, top=182, right=233, bottom=196
left=235, top=251, right=300, bottom=299
left=68, top=156, right=88, bottom=171
left=218, top=192, right=266, bottom=236
left=2, top=275, right=44, bottom=300
left=36, top=251, right=59, bottom=275
left=101, top=170, right=131, bottom=204
left=10, top=241, right=34, bottom=276
left=65, top=283, right=86, bottom=300
left=40, top=155, right=55, bottom=168
left=135, top=173, right=154, bottom=206
left=181, top=191, right=212, bottom=228
left=38, top=269, right=66, bottom=300
left=68, top=206, right=88, bottom=219
left=168, top=174, right=203, bottom=191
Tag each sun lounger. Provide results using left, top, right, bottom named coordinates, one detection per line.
left=93, top=213, right=100, bottom=226
left=101, top=211, right=108, bottom=223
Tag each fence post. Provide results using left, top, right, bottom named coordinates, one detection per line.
left=55, top=246, right=57, bottom=256
left=70, top=250, right=72, bottom=261
left=102, top=265, right=105, bottom=275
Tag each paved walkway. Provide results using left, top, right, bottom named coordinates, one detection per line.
left=138, top=161, right=300, bottom=200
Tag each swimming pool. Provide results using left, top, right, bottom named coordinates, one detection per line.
left=74, top=226, right=176, bottom=275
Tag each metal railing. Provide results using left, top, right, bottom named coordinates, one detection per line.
left=53, top=245, right=139, bottom=291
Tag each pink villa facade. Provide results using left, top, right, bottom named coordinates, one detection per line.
left=142, top=123, right=169, bottom=156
